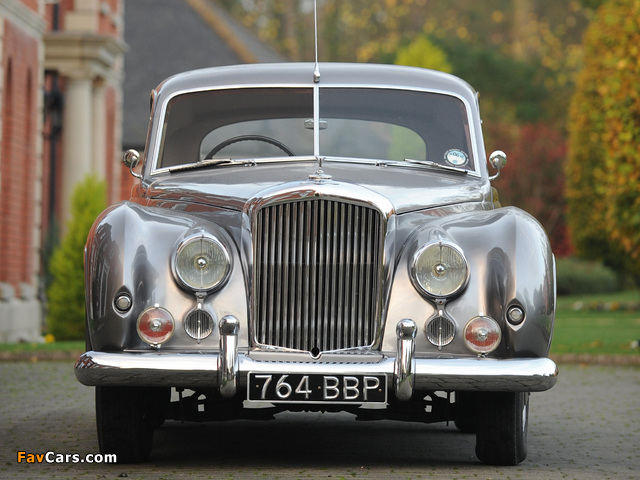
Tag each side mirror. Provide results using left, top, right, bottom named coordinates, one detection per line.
left=123, top=149, right=140, bottom=168
left=488, top=150, right=507, bottom=180
left=123, top=149, right=142, bottom=179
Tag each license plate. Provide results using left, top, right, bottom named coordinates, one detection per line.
left=247, top=373, right=387, bottom=404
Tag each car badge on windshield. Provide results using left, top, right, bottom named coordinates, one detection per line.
left=444, top=149, right=469, bottom=167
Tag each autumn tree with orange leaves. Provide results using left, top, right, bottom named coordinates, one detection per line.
left=566, top=0, right=640, bottom=279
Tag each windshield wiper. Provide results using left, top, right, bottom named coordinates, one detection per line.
left=169, top=158, right=252, bottom=173
left=168, top=155, right=321, bottom=173
left=403, top=158, right=468, bottom=175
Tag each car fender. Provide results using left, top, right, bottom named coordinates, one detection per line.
left=84, top=201, right=248, bottom=351
left=384, top=206, right=555, bottom=358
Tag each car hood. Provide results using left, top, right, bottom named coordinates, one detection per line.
left=145, top=161, right=491, bottom=215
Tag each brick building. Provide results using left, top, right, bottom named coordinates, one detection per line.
left=0, top=0, right=44, bottom=342
left=0, top=0, right=283, bottom=342
left=1, top=0, right=125, bottom=341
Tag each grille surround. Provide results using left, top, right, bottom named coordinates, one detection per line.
left=252, top=197, right=385, bottom=353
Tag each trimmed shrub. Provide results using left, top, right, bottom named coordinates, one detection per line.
left=556, top=257, right=620, bottom=296
left=47, top=177, right=107, bottom=340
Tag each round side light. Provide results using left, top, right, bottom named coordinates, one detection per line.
left=114, top=293, right=132, bottom=312
left=507, top=305, right=525, bottom=325
left=137, top=307, right=175, bottom=346
left=464, top=316, right=501, bottom=354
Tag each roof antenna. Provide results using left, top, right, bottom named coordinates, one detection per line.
left=313, top=0, right=320, bottom=83
left=308, top=0, right=330, bottom=182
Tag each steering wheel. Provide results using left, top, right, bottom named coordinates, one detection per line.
left=204, top=134, right=296, bottom=159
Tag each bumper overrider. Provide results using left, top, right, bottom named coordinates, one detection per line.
left=75, top=318, right=558, bottom=401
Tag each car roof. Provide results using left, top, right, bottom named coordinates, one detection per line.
left=152, top=62, right=478, bottom=106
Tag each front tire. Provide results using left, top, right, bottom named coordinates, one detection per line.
left=475, top=392, right=529, bottom=465
left=96, top=386, right=168, bottom=463
left=454, top=391, right=478, bottom=433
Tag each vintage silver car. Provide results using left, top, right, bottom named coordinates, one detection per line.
left=75, top=62, right=557, bottom=465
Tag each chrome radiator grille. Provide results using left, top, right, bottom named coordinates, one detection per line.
left=253, top=199, right=383, bottom=353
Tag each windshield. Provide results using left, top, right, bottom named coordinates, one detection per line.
left=156, top=87, right=474, bottom=171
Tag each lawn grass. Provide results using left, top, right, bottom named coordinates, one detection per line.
left=551, top=289, right=640, bottom=356
left=0, top=340, right=84, bottom=353
left=555, top=288, right=640, bottom=311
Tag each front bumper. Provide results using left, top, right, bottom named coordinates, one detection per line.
left=76, top=319, right=557, bottom=400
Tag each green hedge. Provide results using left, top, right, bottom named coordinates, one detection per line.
left=556, top=257, right=620, bottom=296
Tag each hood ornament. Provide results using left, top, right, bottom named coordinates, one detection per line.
left=309, top=156, right=332, bottom=183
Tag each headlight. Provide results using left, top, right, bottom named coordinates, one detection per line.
left=174, top=234, right=231, bottom=292
left=410, top=241, right=469, bottom=298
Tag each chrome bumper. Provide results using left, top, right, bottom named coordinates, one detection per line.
left=76, top=320, right=558, bottom=399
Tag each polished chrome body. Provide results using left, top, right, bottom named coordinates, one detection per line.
left=75, top=350, right=558, bottom=393
left=394, top=319, right=417, bottom=401
left=78, top=63, right=557, bottom=410
left=218, top=315, right=240, bottom=398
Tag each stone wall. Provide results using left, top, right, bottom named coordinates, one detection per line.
left=0, top=282, right=42, bottom=343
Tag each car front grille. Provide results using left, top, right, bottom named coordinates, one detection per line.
left=253, top=198, right=383, bottom=353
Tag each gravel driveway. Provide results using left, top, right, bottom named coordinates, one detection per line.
left=1, top=361, right=638, bottom=479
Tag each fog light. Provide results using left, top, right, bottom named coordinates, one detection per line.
left=464, top=316, right=501, bottom=354
left=425, top=314, right=455, bottom=348
left=137, top=307, right=174, bottom=346
left=184, top=308, right=214, bottom=341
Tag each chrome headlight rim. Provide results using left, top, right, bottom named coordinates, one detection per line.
left=410, top=240, right=469, bottom=299
left=172, top=233, right=232, bottom=294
